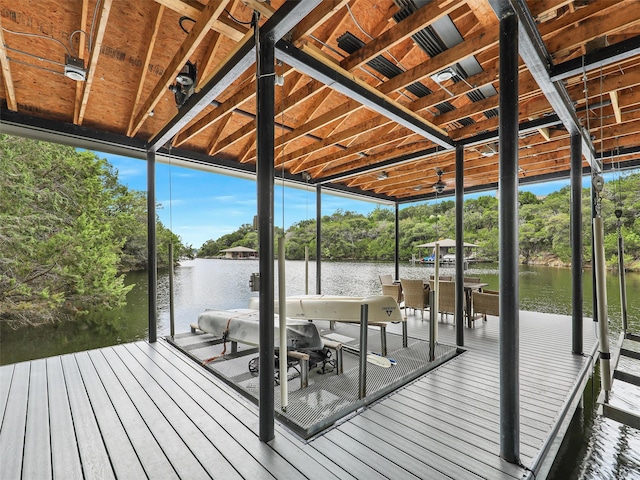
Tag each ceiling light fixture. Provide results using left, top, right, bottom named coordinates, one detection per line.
left=64, top=55, right=86, bottom=81
left=480, top=143, right=497, bottom=157
left=377, top=171, right=388, bottom=180
left=435, top=67, right=456, bottom=83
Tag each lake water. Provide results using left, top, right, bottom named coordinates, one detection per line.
left=1, top=259, right=639, bottom=478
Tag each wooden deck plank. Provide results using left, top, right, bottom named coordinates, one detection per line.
left=114, top=344, right=270, bottom=480
left=405, top=382, right=549, bottom=440
left=311, top=435, right=390, bottom=480
left=98, top=347, right=213, bottom=480
left=0, top=310, right=599, bottom=480
left=0, top=362, right=29, bottom=480
left=351, top=407, right=520, bottom=479
left=323, top=428, right=426, bottom=479
left=22, top=359, right=52, bottom=480
left=145, top=341, right=354, bottom=480
left=46, top=356, right=83, bottom=479
left=73, top=351, right=148, bottom=479
left=85, top=349, right=181, bottom=479
left=126, top=341, right=325, bottom=480
left=0, top=363, right=14, bottom=429
left=395, top=388, right=539, bottom=462
left=339, top=421, right=477, bottom=480
left=412, top=361, right=562, bottom=421
left=60, top=354, right=116, bottom=479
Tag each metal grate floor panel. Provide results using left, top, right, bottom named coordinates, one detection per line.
left=168, top=321, right=460, bottom=439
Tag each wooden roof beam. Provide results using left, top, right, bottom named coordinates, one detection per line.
left=545, top=2, right=640, bottom=58
left=550, top=34, right=640, bottom=82
left=131, top=0, right=231, bottom=138
left=277, top=40, right=453, bottom=148
left=154, top=0, right=257, bottom=41
left=149, top=0, right=319, bottom=151
left=127, top=4, right=165, bottom=137
left=294, top=129, right=417, bottom=175
left=378, top=28, right=500, bottom=96
left=73, top=0, right=90, bottom=123
left=610, top=90, right=623, bottom=124
left=339, top=0, right=463, bottom=72
left=76, top=0, right=113, bottom=125
left=0, top=18, right=17, bottom=111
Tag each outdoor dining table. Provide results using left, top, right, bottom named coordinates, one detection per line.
left=463, top=282, right=489, bottom=327
left=427, top=280, right=489, bottom=327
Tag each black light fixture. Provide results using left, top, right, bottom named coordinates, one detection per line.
left=432, top=168, right=446, bottom=194
left=169, top=61, right=197, bottom=108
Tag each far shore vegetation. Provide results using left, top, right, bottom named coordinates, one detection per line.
left=2, top=134, right=639, bottom=328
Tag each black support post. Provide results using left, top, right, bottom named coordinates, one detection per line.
left=395, top=203, right=400, bottom=281
left=316, top=184, right=322, bottom=294
left=257, top=25, right=275, bottom=443
left=146, top=148, right=157, bottom=344
left=498, top=11, right=520, bottom=464
left=455, top=145, right=465, bottom=346
left=570, top=132, right=583, bottom=354
left=591, top=183, right=598, bottom=323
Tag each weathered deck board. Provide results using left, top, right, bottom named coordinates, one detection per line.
left=0, top=310, right=598, bottom=480
left=22, top=359, right=51, bottom=480
left=60, top=354, right=115, bottom=480
left=0, top=363, right=29, bottom=479
left=46, top=356, right=84, bottom=479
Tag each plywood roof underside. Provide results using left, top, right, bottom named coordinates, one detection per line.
left=2, top=0, right=640, bottom=202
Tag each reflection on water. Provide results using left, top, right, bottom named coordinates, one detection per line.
left=1, top=258, right=639, bottom=479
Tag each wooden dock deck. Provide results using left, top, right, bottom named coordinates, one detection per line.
left=0, top=311, right=598, bottom=479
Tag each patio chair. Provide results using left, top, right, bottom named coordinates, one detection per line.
left=463, top=277, right=482, bottom=283
left=381, top=283, right=403, bottom=306
left=400, top=279, right=429, bottom=319
left=433, top=280, right=457, bottom=321
left=379, top=274, right=394, bottom=286
left=430, top=275, right=452, bottom=281
left=472, top=290, right=500, bottom=322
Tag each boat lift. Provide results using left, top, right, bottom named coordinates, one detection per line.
left=594, top=174, right=640, bottom=430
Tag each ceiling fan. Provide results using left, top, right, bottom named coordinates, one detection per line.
left=432, top=168, right=447, bottom=194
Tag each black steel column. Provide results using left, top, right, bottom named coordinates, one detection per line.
left=498, top=11, right=520, bottom=464
left=455, top=145, right=464, bottom=347
left=257, top=26, right=275, bottom=443
left=316, top=184, right=322, bottom=294
left=591, top=183, right=598, bottom=323
left=395, top=203, right=400, bottom=281
left=146, top=148, right=157, bottom=343
left=570, top=132, right=583, bottom=354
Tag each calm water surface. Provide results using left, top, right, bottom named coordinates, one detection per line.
left=1, top=259, right=639, bottom=478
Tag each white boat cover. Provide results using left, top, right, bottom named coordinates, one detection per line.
left=197, top=308, right=324, bottom=351
left=248, top=295, right=403, bottom=323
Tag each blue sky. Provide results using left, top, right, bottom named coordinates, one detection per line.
left=103, top=152, right=384, bottom=248
left=101, top=150, right=618, bottom=249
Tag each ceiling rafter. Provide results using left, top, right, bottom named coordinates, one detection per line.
left=76, top=0, right=113, bottom=125
left=0, top=18, right=17, bottom=111
left=130, top=0, right=231, bottom=137
left=73, top=0, right=90, bottom=123
left=127, top=4, right=165, bottom=137
left=339, top=0, right=463, bottom=72
left=153, top=0, right=251, bottom=41
left=277, top=40, right=453, bottom=148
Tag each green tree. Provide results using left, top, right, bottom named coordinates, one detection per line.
left=0, top=135, right=133, bottom=327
